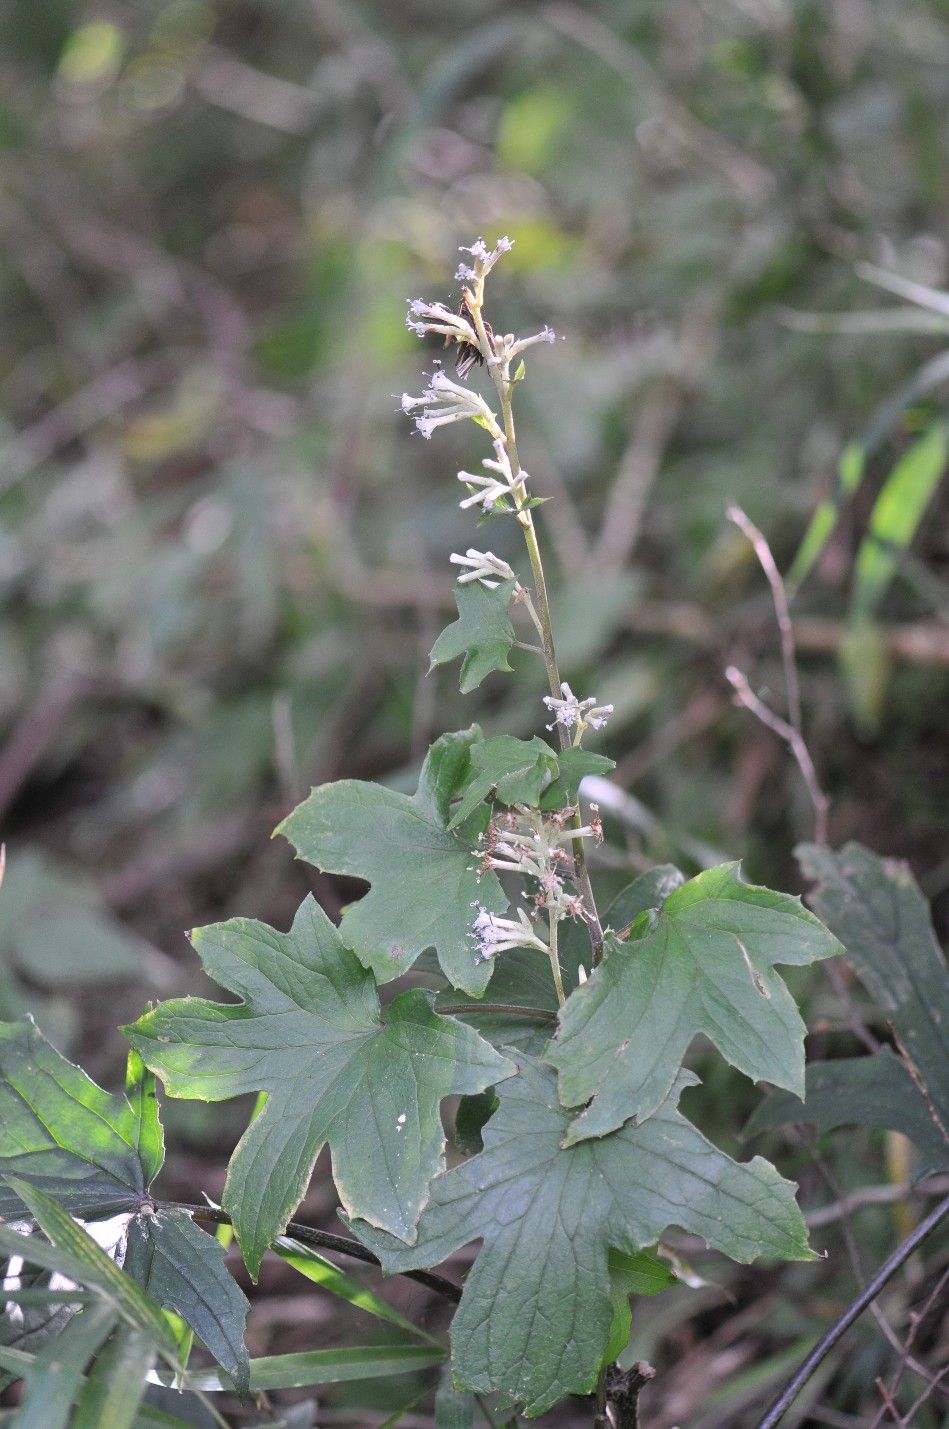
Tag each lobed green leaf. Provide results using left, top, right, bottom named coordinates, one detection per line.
left=546, top=862, right=842, bottom=1142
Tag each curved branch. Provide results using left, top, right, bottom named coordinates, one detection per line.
left=756, top=1194, right=949, bottom=1428
left=158, top=1201, right=461, bottom=1305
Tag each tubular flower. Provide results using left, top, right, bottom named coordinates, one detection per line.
left=457, top=439, right=525, bottom=513
left=455, top=235, right=514, bottom=285
left=405, top=298, right=478, bottom=347
left=449, top=549, right=516, bottom=588
left=542, top=682, right=614, bottom=735
left=400, top=369, right=502, bottom=441
left=469, top=905, right=549, bottom=962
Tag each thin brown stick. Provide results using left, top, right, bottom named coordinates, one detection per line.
left=866, top=1267, right=949, bottom=1429
left=724, top=667, right=830, bottom=845
left=727, top=504, right=803, bottom=737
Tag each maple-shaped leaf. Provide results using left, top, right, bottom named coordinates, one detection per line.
left=277, top=730, right=507, bottom=996
left=546, top=862, right=842, bottom=1143
left=428, top=579, right=516, bottom=693
left=124, top=896, right=516, bottom=1278
left=348, top=1055, right=813, bottom=1417
left=0, top=1019, right=250, bottom=1390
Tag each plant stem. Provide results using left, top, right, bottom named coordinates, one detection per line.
left=469, top=285, right=605, bottom=968
left=156, top=1201, right=462, bottom=1305
left=438, top=1002, right=558, bottom=1022
left=547, top=914, right=566, bottom=1006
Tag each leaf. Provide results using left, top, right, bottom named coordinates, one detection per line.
left=276, top=731, right=508, bottom=995
left=602, top=865, right=686, bottom=934
left=428, top=579, right=517, bottom=693
left=14, top=1301, right=115, bottom=1429
left=435, top=1365, right=475, bottom=1427
left=153, top=1344, right=446, bottom=1393
left=744, top=1049, right=949, bottom=1171
left=448, top=735, right=558, bottom=829
left=787, top=440, right=866, bottom=592
left=347, top=1056, right=813, bottom=1417
left=0, top=1019, right=153, bottom=1219
left=73, top=1325, right=156, bottom=1429
left=602, top=1247, right=677, bottom=1366
left=124, top=1209, right=250, bottom=1395
left=124, top=895, right=515, bottom=1276
left=851, top=424, right=946, bottom=617
left=0, top=1023, right=251, bottom=1387
left=1, top=1181, right=179, bottom=1358
left=538, top=747, right=615, bottom=809
left=272, top=1236, right=430, bottom=1340
left=545, top=862, right=842, bottom=1143
left=796, top=841, right=949, bottom=1162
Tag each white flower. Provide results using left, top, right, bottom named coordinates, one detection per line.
left=510, top=324, right=559, bottom=357
left=399, top=367, right=502, bottom=441
left=469, top=905, right=548, bottom=962
left=404, top=298, right=478, bottom=348
left=542, top=682, right=614, bottom=734
left=456, top=439, right=525, bottom=512
left=449, top=548, right=516, bottom=587
left=457, top=235, right=515, bottom=281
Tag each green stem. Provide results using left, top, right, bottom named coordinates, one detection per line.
left=438, top=1003, right=557, bottom=1022
left=467, top=283, right=605, bottom=971
left=547, top=914, right=566, bottom=1007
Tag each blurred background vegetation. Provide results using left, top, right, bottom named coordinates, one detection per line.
left=1, top=0, right=947, bottom=1424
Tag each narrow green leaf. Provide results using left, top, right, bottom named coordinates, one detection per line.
left=1, top=1289, right=95, bottom=1308
left=124, top=1208, right=250, bottom=1394
left=429, top=579, right=517, bottom=693
left=787, top=440, right=866, bottom=591
left=151, top=1343, right=445, bottom=1392
left=547, top=862, right=842, bottom=1142
left=73, top=1325, right=156, bottom=1429
left=124, top=896, right=515, bottom=1277
left=349, top=1056, right=813, bottom=1417
left=273, top=1237, right=432, bottom=1341
left=0, top=1019, right=155, bottom=1219
left=276, top=731, right=508, bottom=994
left=15, top=1302, right=115, bottom=1429
left=4, top=1180, right=178, bottom=1357
left=852, top=424, right=946, bottom=616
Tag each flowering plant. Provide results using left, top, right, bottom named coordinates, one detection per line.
left=6, top=236, right=902, bottom=1426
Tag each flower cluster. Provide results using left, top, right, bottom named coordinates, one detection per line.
left=457, top=438, right=525, bottom=513
left=543, top=682, right=613, bottom=738
left=449, top=548, right=516, bottom=588
left=404, top=298, right=477, bottom=345
left=473, top=805, right=602, bottom=937
left=469, top=904, right=549, bottom=963
left=454, top=234, right=515, bottom=284
left=400, top=368, right=502, bottom=442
